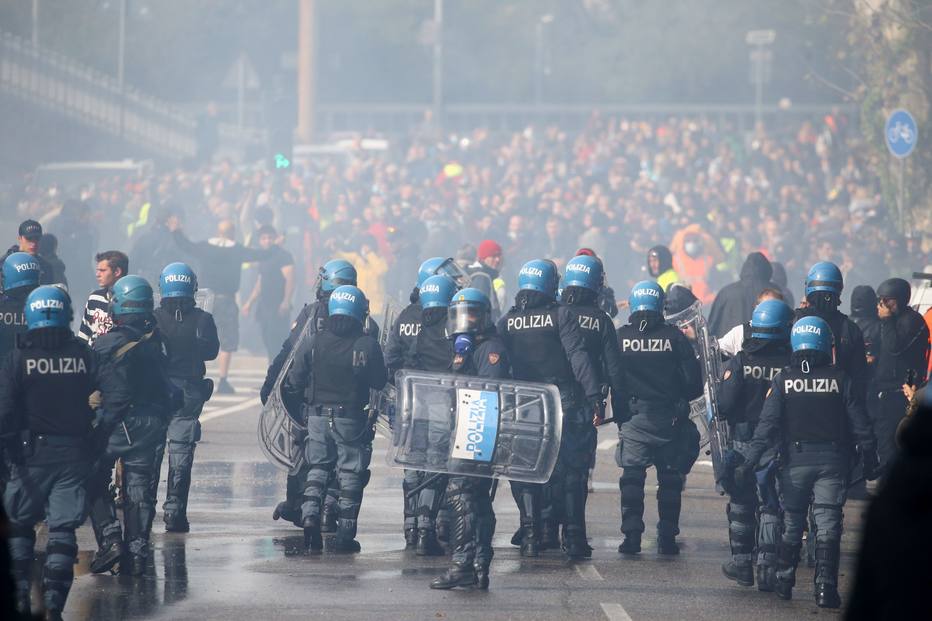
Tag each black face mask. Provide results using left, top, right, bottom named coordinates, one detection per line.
left=421, top=307, right=447, bottom=326
left=326, top=314, right=362, bottom=337
left=516, top=290, right=553, bottom=310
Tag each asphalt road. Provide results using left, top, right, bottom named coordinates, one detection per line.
left=46, top=355, right=867, bottom=620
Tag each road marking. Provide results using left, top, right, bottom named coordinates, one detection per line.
left=201, top=397, right=261, bottom=424
left=696, top=460, right=713, bottom=467
left=209, top=391, right=258, bottom=403
left=598, top=439, right=618, bottom=451
left=575, top=564, right=603, bottom=581
left=600, top=602, right=633, bottom=621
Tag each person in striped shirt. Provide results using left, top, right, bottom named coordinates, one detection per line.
left=78, top=250, right=128, bottom=344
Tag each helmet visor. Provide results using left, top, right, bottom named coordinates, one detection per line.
left=446, top=301, right=488, bottom=336
left=435, top=258, right=471, bottom=289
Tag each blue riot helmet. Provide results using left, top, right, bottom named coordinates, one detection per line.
left=25, top=285, right=72, bottom=330
left=328, top=285, right=368, bottom=324
left=518, top=259, right=559, bottom=298
left=750, top=299, right=794, bottom=340
left=2, top=252, right=41, bottom=292
left=790, top=316, right=833, bottom=355
left=417, top=257, right=470, bottom=290
left=159, top=262, right=197, bottom=299
left=446, top=287, right=492, bottom=337
left=560, top=255, right=604, bottom=292
left=628, top=280, right=665, bottom=314
left=805, top=261, right=843, bottom=297
left=319, top=259, right=357, bottom=294
left=111, top=275, right=154, bottom=317
left=419, top=275, right=457, bottom=310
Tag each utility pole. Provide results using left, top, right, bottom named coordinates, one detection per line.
left=31, top=0, right=39, bottom=47
left=118, top=0, right=127, bottom=138
left=296, top=0, right=316, bottom=144
left=746, top=29, right=775, bottom=130
left=432, top=0, right=444, bottom=125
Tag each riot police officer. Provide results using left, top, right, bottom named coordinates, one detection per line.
left=384, top=257, right=458, bottom=547
left=87, top=275, right=174, bottom=576
left=0, top=253, right=41, bottom=357
left=152, top=263, right=220, bottom=532
left=796, top=262, right=867, bottom=396
left=615, top=281, right=702, bottom=556
left=0, top=286, right=128, bottom=619
left=260, top=259, right=378, bottom=531
left=718, top=299, right=793, bottom=590
left=549, top=254, right=626, bottom=555
left=498, top=259, right=602, bottom=558
left=731, top=316, right=878, bottom=608
left=430, top=288, right=510, bottom=590
left=282, top=285, right=386, bottom=553
left=406, top=274, right=457, bottom=555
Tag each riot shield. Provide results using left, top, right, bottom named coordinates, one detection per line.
left=257, top=318, right=312, bottom=474
left=388, top=370, right=563, bottom=483
left=468, top=271, right=501, bottom=320
left=665, top=300, right=730, bottom=488
left=152, top=287, right=216, bottom=314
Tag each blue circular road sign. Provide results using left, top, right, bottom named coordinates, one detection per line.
left=885, top=109, right=917, bottom=158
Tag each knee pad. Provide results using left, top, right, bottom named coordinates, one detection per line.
left=9, top=523, right=36, bottom=543
left=811, top=503, right=843, bottom=540
left=726, top=502, right=756, bottom=526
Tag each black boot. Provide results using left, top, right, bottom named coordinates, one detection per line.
left=272, top=501, right=301, bottom=526
left=540, top=520, right=560, bottom=551
left=430, top=563, right=477, bottom=590
left=404, top=528, right=418, bottom=549
left=563, top=533, right=592, bottom=560
left=774, top=542, right=801, bottom=601
left=331, top=518, right=361, bottom=553
left=321, top=502, right=338, bottom=534
left=815, top=583, right=842, bottom=609
left=618, top=533, right=641, bottom=555
left=657, top=533, right=680, bottom=555
left=164, top=511, right=190, bottom=533
left=510, top=526, right=523, bottom=547
left=722, top=560, right=754, bottom=586
left=89, top=535, right=123, bottom=574
left=520, top=523, right=540, bottom=558
left=474, top=564, right=490, bottom=590
left=756, top=563, right=775, bottom=592
left=814, top=540, right=841, bottom=609
left=302, top=516, right=322, bottom=551
left=416, top=528, right=445, bottom=556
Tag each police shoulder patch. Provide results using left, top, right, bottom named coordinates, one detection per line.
left=488, top=352, right=500, bottom=365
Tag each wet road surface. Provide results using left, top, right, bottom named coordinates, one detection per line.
left=47, top=356, right=866, bottom=620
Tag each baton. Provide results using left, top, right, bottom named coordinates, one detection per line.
left=405, top=472, right=445, bottom=498
left=121, top=422, right=133, bottom=446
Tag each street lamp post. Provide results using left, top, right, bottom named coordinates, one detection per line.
left=534, top=14, right=553, bottom=106
left=746, top=29, right=775, bottom=129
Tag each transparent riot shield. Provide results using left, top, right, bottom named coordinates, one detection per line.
left=665, top=300, right=730, bottom=489
left=388, top=370, right=563, bottom=483
left=152, top=287, right=216, bottom=314
left=468, top=271, right=501, bottom=320
left=257, top=319, right=312, bottom=475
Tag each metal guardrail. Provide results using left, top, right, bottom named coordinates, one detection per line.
left=317, top=102, right=856, bottom=135
left=0, top=31, right=196, bottom=159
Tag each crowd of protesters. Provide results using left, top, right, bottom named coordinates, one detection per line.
left=2, top=112, right=927, bottom=357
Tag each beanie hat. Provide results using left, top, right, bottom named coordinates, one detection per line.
left=477, top=240, right=502, bottom=261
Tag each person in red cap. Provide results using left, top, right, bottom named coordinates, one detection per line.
left=466, top=240, right=506, bottom=319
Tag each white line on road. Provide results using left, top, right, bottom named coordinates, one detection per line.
left=598, top=439, right=618, bottom=451
left=600, top=602, right=634, bottom=621
left=209, top=391, right=258, bottom=403
left=200, top=397, right=261, bottom=424
left=575, top=564, right=604, bottom=581
left=696, top=460, right=713, bottom=467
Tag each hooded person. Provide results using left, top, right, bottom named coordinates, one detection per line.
left=647, top=245, right=679, bottom=292
left=850, top=285, right=881, bottom=367
left=707, top=252, right=775, bottom=338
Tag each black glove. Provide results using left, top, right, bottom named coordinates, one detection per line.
left=720, top=448, right=745, bottom=495
left=861, top=446, right=880, bottom=481
left=733, top=463, right=754, bottom=491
